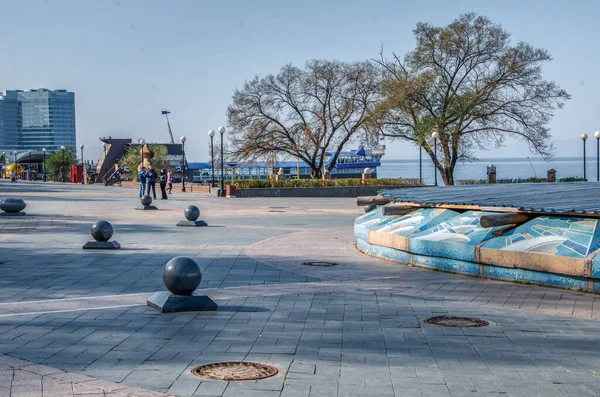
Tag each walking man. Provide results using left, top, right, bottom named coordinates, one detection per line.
left=138, top=166, right=147, bottom=197
left=146, top=165, right=158, bottom=199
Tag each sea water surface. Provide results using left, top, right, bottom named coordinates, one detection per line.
left=378, top=157, right=597, bottom=186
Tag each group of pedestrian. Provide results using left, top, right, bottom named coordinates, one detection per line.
left=138, top=165, right=173, bottom=200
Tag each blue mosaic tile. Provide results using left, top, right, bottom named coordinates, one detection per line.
left=370, top=244, right=411, bottom=263
left=412, top=254, right=480, bottom=276
left=374, top=208, right=458, bottom=237
left=408, top=211, right=505, bottom=262
left=483, top=264, right=589, bottom=291
left=482, top=216, right=600, bottom=258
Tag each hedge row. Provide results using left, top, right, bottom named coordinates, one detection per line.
left=232, top=178, right=422, bottom=189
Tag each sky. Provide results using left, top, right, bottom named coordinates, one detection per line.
left=1, top=0, right=599, bottom=161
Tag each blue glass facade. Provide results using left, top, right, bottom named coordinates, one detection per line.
left=0, top=89, right=76, bottom=153
left=0, top=91, right=23, bottom=152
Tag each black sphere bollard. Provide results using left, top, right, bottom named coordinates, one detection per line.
left=162, top=257, right=202, bottom=295
left=147, top=256, right=217, bottom=313
left=141, top=195, right=153, bottom=206
left=177, top=205, right=207, bottom=227
left=136, top=194, right=158, bottom=210
left=83, top=220, right=120, bottom=249
left=0, top=198, right=27, bottom=216
left=90, top=220, right=113, bottom=242
left=184, top=205, right=200, bottom=221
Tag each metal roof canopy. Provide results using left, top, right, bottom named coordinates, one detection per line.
left=379, top=182, right=600, bottom=217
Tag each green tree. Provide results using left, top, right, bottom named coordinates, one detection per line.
left=227, top=59, right=382, bottom=179
left=375, top=13, right=570, bottom=185
left=46, top=146, right=76, bottom=182
left=119, top=143, right=170, bottom=182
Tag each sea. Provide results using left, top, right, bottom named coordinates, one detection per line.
left=378, top=157, right=598, bottom=186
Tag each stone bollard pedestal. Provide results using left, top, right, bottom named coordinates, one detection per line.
left=176, top=205, right=207, bottom=227
left=147, top=257, right=217, bottom=313
left=0, top=198, right=27, bottom=216
left=135, top=195, right=158, bottom=210
left=83, top=220, right=120, bottom=249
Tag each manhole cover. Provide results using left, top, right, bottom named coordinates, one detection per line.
left=191, top=362, right=278, bottom=381
left=425, top=316, right=489, bottom=327
left=301, top=261, right=340, bottom=267
left=269, top=210, right=286, bottom=212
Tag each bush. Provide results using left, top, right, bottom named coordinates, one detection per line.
left=232, top=178, right=421, bottom=189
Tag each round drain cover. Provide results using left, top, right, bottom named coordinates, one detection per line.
left=301, top=261, right=340, bottom=267
left=191, top=362, right=279, bottom=381
left=425, top=316, right=489, bottom=327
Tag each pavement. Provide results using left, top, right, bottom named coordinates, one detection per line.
left=2, top=179, right=600, bottom=396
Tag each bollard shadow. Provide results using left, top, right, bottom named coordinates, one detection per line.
left=215, top=305, right=270, bottom=313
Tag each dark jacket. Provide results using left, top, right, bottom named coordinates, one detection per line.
left=138, top=170, right=147, bottom=184
left=146, top=168, right=157, bottom=183
left=159, top=171, right=167, bottom=184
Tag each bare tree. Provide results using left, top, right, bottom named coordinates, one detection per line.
left=227, top=59, right=381, bottom=178
left=375, top=13, right=570, bottom=185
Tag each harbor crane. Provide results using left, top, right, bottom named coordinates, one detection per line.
left=161, top=110, right=175, bottom=144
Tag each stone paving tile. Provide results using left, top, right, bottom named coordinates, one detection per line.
left=5, top=181, right=600, bottom=396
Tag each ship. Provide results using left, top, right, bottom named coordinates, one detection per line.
left=187, top=146, right=386, bottom=183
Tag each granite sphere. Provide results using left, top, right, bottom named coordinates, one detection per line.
left=0, top=198, right=26, bottom=213
left=91, top=220, right=114, bottom=242
left=364, top=205, right=377, bottom=213
left=141, top=195, right=153, bottom=206
left=162, top=257, right=202, bottom=295
left=184, top=205, right=200, bottom=221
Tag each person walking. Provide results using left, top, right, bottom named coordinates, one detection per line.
left=138, top=166, right=147, bottom=197
left=145, top=165, right=158, bottom=199
left=159, top=168, right=168, bottom=200
left=167, top=169, right=173, bottom=194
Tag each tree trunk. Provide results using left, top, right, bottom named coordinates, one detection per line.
left=310, top=168, right=322, bottom=179
left=441, top=165, right=455, bottom=185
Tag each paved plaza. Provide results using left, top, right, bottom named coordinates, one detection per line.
left=3, top=180, right=600, bottom=396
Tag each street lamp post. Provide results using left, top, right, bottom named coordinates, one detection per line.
left=581, top=133, right=588, bottom=181
left=419, top=145, right=423, bottom=185
left=208, top=130, right=215, bottom=187
left=80, top=144, right=85, bottom=184
left=28, top=150, right=31, bottom=180
left=1, top=151, right=4, bottom=179
left=595, top=131, right=600, bottom=182
left=431, top=131, right=440, bottom=186
left=180, top=136, right=187, bottom=192
left=61, top=145, right=66, bottom=182
left=13, top=151, right=17, bottom=180
left=218, top=126, right=226, bottom=197
left=42, top=148, right=46, bottom=181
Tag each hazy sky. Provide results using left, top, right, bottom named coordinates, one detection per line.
left=1, top=0, right=598, bottom=161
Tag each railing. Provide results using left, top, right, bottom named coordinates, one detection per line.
left=102, top=165, right=124, bottom=186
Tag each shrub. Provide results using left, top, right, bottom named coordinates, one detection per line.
left=232, top=178, right=421, bottom=189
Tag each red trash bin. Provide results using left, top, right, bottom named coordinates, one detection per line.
left=226, top=184, right=237, bottom=198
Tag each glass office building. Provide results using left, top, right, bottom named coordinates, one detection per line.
left=0, top=89, right=76, bottom=153
left=0, top=91, right=23, bottom=152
